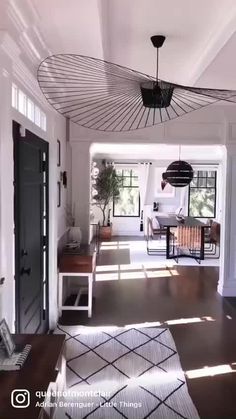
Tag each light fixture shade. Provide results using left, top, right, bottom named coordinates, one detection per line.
left=162, top=160, right=193, bottom=187
left=37, top=54, right=236, bottom=132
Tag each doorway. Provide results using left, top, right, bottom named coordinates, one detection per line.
left=13, top=121, right=49, bottom=333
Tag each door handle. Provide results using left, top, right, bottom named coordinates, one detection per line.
left=20, top=267, right=31, bottom=276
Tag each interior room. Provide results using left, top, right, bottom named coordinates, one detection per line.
left=1, top=1, right=236, bottom=418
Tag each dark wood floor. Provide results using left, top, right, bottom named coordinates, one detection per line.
left=59, top=238, right=236, bottom=419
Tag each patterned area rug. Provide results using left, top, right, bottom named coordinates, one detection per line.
left=54, top=325, right=200, bottom=419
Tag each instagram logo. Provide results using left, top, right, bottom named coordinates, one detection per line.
left=11, top=389, right=30, bottom=408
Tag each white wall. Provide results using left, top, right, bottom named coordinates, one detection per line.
left=71, top=141, right=91, bottom=244
left=0, top=33, right=67, bottom=331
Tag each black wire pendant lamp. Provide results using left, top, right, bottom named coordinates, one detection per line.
left=161, top=146, right=193, bottom=189
left=37, top=35, right=236, bottom=132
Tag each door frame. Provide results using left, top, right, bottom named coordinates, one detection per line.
left=13, top=120, right=49, bottom=333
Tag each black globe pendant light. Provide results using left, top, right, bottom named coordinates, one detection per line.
left=162, top=160, right=193, bottom=187
left=162, top=146, right=193, bottom=188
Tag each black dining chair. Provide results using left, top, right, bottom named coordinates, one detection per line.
left=146, top=217, right=167, bottom=255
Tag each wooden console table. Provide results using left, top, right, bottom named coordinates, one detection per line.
left=58, top=244, right=96, bottom=318
left=0, top=334, right=65, bottom=419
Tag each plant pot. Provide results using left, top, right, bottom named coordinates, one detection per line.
left=99, top=225, right=112, bottom=240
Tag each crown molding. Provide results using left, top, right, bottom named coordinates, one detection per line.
left=0, top=31, right=51, bottom=111
left=0, top=30, right=20, bottom=61
left=6, top=1, right=50, bottom=66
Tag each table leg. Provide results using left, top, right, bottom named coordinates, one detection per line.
left=166, top=227, right=170, bottom=259
left=200, top=226, right=205, bottom=260
left=88, top=274, right=93, bottom=318
left=97, top=222, right=100, bottom=254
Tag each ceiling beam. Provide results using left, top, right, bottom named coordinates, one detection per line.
left=187, top=5, right=236, bottom=86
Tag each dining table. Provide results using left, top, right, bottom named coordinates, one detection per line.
left=155, top=214, right=206, bottom=260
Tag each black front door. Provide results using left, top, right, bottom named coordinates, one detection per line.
left=13, top=121, right=49, bottom=334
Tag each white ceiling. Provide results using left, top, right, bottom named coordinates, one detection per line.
left=91, top=144, right=223, bottom=161
left=2, top=0, right=236, bottom=89
left=1, top=0, right=236, bottom=138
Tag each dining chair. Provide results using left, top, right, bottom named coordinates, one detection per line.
left=146, top=217, right=167, bottom=255
left=174, top=225, right=202, bottom=263
left=204, top=220, right=220, bottom=258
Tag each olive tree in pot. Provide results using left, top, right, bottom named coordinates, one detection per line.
left=93, top=162, right=121, bottom=240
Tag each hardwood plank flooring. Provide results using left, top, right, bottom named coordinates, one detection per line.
left=59, top=237, right=236, bottom=418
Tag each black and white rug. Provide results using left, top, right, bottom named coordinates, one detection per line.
left=54, top=325, right=200, bottom=419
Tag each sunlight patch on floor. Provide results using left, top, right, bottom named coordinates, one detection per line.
left=120, top=271, right=146, bottom=280
left=100, top=244, right=130, bottom=250
left=101, top=241, right=128, bottom=245
left=95, top=272, right=119, bottom=281
left=96, top=264, right=179, bottom=281
left=186, top=364, right=236, bottom=379
left=166, top=317, right=214, bottom=325
left=125, top=316, right=217, bottom=329
left=96, top=265, right=119, bottom=272
left=145, top=269, right=179, bottom=278
left=61, top=313, right=231, bottom=335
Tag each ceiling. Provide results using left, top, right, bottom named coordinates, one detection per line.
left=91, top=144, right=223, bottom=161
left=2, top=0, right=236, bottom=89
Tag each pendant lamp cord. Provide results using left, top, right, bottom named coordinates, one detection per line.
left=156, top=48, right=159, bottom=82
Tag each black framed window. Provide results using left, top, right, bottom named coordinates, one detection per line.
left=113, top=168, right=140, bottom=217
left=188, top=170, right=217, bottom=218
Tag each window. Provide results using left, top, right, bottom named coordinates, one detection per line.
left=188, top=170, right=217, bottom=218
left=11, top=84, right=47, bottom=131
left=35, top=106, right=41, bottom=127
left=27, top=98, right=34, bottom=122
left=113, top=168, right=140, bottom=217
left=18, top=90, right=27, bottom=115
left=12, top=84, right=18, bottom=109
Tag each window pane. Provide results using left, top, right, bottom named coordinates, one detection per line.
left=41, top=111, right=47, bottom=131
left=198, top=177, right=207, bottom=187
left=207, top=178, right=215, bottom=187
left=131, top=176, right=139, bottom=187
left=114, top=188, right=139, bottom=216
left=189, top=189, right=215, bottom=217
left=208, top=171, right=216, bottom=178
left=123, top=169, right=131, bottom=177
left=12, top=84, right=18, bottom=108
left=116, top=169, right=122, bottom=176
left=35, top=106, right=41, bottom=126
left=18, top=90, right=27, bottom=115
left=190, top=178, right=198, bottom=187
left=123, top=177, right=131, bottom=187
left=132, top=169, right=138, bottom=177
left=27, top=98, right=34, bottom=122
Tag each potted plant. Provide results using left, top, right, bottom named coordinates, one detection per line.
left=93, top=161, right=121, bottom=239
